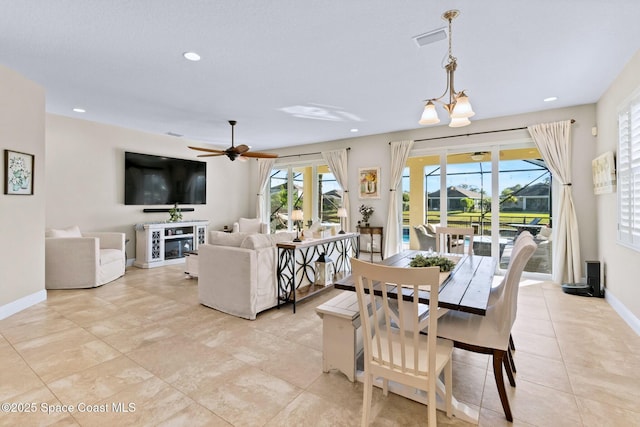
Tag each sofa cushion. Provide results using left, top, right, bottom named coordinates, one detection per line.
left=241, top=234, right=272, bottom=250
left=47, top=225, right=82, bottom=238
left=238, top=217, right=261, bottom=233
left=209, top=231, right=250, bottom=247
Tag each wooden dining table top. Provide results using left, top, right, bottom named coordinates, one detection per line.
left=335, top=250, right=497, bottom=316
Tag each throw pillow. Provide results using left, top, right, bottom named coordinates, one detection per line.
left=238, top=217, right=261, bottom=233
left=47, top=225, right=82, bottom=238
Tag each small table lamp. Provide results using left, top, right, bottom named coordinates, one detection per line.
left=292, top=209, right=304, bottom=242
left=337, top=207, right=347, bottom=234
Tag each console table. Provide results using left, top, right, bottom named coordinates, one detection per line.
left=276, top=233, right=359, bottom=313
left=356, top=225, right=383, bottom=262
left=134, top=220, right=209, bottom=268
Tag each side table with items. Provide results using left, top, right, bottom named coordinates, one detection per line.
left=356, top=225, right=383, bottom=262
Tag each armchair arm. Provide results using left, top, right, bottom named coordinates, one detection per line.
left=83, top=232, right=125, bottom=250
left=45, top=237, right=100, bottom=288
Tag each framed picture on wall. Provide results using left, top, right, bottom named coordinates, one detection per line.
left=4, top=149, right=34, bottom=195
left=592, top=151, right=616, bottom=195
left=359, top=167, right=380, bottom=199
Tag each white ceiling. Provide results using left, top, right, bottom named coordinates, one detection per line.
left=2, top=1, right=640, bottom=151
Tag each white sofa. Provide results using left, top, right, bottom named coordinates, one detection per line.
left=198, top=230, right=296, bottom=320
left=45, top=225, right=126, bottom=289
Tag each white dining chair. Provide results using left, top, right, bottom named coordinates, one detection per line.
left=351, top=258, right=453, bottom=427
left=434, top=226, right=474, bottom=255
left=434, top=237, right=537, bottom=422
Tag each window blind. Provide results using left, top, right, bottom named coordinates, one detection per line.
left=618, top=94, right=640, bottom=249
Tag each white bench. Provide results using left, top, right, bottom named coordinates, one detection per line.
left=315, top=291, right=363, bottom=382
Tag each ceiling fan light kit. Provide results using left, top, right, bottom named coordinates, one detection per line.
left=419, top=9, right=475, bottom=128
left=188, top=120, right=278, bottom=161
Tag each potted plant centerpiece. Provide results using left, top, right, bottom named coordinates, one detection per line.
left=409, top=254, right=456, bottom=272
left=359, top=204, right=374, bottom=226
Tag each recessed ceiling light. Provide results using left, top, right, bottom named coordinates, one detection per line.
left=350, top=128, right=359, bottom=133
left=72, top=108, right=86, bottom=113
left=183, top=52, right=201, bottom=61
left=543, top=97, right=557, bottom=102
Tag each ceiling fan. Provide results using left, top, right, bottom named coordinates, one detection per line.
left=188, top=120, right=278, bottom=161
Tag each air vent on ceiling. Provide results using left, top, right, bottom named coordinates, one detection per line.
left=412, top=26, right=447, bottom=47
left=166, top=131, right=183, bottom=137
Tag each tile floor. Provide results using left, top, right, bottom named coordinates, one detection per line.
left=1, top=265, right=639, bottom=426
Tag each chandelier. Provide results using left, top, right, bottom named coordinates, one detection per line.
left=419, top=10, right=475, bottom=128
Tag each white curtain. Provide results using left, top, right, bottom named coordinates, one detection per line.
left=322, top=149, right=350, bottom=232
left=256, top=158, right=276, bottom=222
left=527, top=120, right=581, bottom=283
left=384, top=140, right=414, bottom=257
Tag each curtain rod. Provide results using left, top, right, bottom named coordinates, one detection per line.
left=278, top=147, right=350, bottom=159
left=390, top=119, right=575, bottom=144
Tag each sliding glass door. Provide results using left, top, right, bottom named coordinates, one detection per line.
left=405, top=145, right=552, bottom=276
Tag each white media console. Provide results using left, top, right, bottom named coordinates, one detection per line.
left=134, top=220, right=209, bottom=268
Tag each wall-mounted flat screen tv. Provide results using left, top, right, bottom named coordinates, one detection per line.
left=125, top=151, right=206, bottom=205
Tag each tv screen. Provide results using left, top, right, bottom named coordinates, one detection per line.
left=124, top=152, right=206, bottom=205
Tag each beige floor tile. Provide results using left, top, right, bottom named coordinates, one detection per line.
left=101, top=322, right=177, bottom=354
left=0, top=386, right=75, bottom=427
left=191, top=365, right=302, bottom=426
left=47, top=355, right=154, bottom=406
left=156, top=402, right=232, bottom=427
left=481, top=374, right=582, bottom=426
left=509, top=350, right=572, bottom=392
left=0, top=314, right=76, bottom=345
left=566, top=365, right=640, bottom=412
left=70, top=377, right=193, bottom=426
left=264, top=391, right=360, bottom=427
left=0, top=336, right=46, bottom=401
left=575, top=395, right=640, bottom=427
left=14, top=327, right=121, bottom=383
left=510, top=329, right=562, bottom=361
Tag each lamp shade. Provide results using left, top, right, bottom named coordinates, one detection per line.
left=419, top=101, right=440, bottom=125
left=291, top=210, right=304, bottom=221
left=450, top=93, right=475, bottom=118
left=337, top=207, right=347, bottom=218
left=449, top=116, right=471, bottom=128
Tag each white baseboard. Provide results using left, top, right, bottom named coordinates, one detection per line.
left=606, top=290, right=640, bottom=336
left=0, top=289, right=47, bottom=320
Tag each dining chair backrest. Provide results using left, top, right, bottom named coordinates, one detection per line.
left=351, top=257, right=453, bottom=426
left=496, top=237, right=537, bottom=333
left=435, top=226, right=474, bottom=255
left=490, top=231, right=535, bottom=301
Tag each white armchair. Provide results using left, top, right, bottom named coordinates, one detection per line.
left=45, top=226, right=126, bottom=289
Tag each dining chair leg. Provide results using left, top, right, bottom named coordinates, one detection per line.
left=492, top=349, right=513, bottom=422
left=508, top=347, right=517, bottom=374
left=504, top=350, right=516, bottom=387
left=509, top=334, right=516, bottom=351
left=362, top=372, right=373, bottom=427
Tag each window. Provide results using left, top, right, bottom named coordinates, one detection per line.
left=267, top=163, right=343, bottom=233
left=618, top=91, right=640, bottom=250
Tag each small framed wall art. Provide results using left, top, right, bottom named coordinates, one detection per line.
left=592, top=151, right=616, bottom=195
left=4, top=149, right=34, bottom=195
left=359, top=167, right=380, bottom=199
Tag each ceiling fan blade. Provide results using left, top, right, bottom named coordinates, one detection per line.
left=241, top=151, right=279, bottom=159
left=197, top=153, right=225, bottom=157
left=235, top=144, right=250, bottom=154
left=188, top=146, right=225, bottom=154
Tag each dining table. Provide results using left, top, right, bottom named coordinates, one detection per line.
left=335, top=249, right=497, bottom=316
left=333, top=249, right=498, bottom=425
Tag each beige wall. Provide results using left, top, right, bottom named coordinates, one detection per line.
left=269, top=103, right=598, bottom=269
left=596, top=48, right=640, bottom=328
left=0, top=65, right=46, bottom=317
left=45, top=114, right=255, bottom=261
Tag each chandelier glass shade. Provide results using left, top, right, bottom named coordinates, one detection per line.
left=419, top=10, right=475, bottom=128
